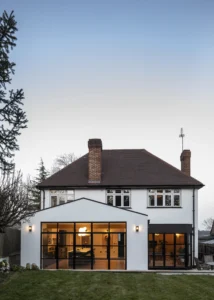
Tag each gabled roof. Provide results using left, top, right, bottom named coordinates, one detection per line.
left=38, top=149, right=203, bottom=188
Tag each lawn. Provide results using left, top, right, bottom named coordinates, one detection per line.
left=0, top=271, right=214, bottom=300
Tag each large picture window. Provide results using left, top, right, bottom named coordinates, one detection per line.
left=41, top=222, right=126, bottom=270
left=148, top=190, right=181, bottom=207
left=106, top=190, right=131, bottom=207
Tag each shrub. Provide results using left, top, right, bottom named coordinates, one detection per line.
left=10, top=264, right=26, bottom=272
left=31, top=263, right=39, bottom=270
left=0, top=260, right=9, bottom=273
left=26, top=263, right=31, bottom=270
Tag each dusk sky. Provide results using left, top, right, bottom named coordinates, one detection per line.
left=1, top=0, right=213, bottom=228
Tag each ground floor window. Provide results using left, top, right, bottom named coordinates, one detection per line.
left=148, top=233, right=192, bottom=269
left=41, top=222, right=126, bottom=270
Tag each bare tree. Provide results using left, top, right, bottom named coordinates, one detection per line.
left=51, top=153, right=79, bottom=174
left=0, top=171, right=35, bottom=233
left=202, top=217, right=214, bottom=231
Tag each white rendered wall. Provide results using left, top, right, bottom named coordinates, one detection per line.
left=21, top=199, right=148, bottom=271
left=42, top=187, right=199, bottom=258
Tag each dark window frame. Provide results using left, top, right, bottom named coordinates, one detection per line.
left=41, top=222, right=127, bottom=270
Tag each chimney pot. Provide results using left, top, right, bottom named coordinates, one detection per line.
left=88, top=139, right=102, bottom=183
left=180, top=149, right=191, bottom=176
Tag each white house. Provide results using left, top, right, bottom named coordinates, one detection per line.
left=21, top=139, right=204, bottom=270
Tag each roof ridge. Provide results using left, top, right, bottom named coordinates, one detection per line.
left=143, top=149, right=204, bottom=186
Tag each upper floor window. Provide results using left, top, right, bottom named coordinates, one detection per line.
left=148, top=189, right=181, bottom=207
left=50, top=190, right=75, bottom=207
left=106, top=189, right=131, bottom=208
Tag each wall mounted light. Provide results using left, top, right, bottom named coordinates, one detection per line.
left=176, top=233, right=180, bottom=237
left=136, top=225, right=139, bottom=232
left=29, top=225, right=32, bottom=232
left=78, top=227, right=87, bottom=236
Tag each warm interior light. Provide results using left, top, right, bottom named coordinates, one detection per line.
left=136, top=225, right=139, bottom=232
left=176, top=233, right=180, bottom=237
left=29, top=225, right=32, bottom=232
left=78, top=227, right=87, bottom=236
left=155, top=233, right=159, bottom=236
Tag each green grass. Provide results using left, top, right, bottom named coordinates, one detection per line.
left=0, top=271, right=214, bottom=300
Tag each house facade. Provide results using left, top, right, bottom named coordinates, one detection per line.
left=21, top=139, right=203, bottom=270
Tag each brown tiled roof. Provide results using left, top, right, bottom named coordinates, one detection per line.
left=38, top=149, right=204, bottom=188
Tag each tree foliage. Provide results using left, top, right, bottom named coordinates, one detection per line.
left=0, top=171, right=35, bottom=233
left=51, top=153, right=79, bottom=174
left=30, top=159, right=49, bottom=209
left=202, top=217, right=214, bottom=231
left=0, top=10, right=28, bottom=173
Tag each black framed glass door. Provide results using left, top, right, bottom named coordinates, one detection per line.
left=41, top=222, right=126, bottom=270
left=149, top=233, right=192, bottom=269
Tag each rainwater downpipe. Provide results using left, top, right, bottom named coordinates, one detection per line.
left=192, top=188, right=195, bottom=266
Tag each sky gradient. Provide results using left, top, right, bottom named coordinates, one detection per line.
left=1, top=0, right=214, bottom=228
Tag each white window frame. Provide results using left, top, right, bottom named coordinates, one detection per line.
left=147, top=189, right=181, bottom=207
left=106, top=189, right=131, bottom=208
left=49, top=190, right=75, bottom=207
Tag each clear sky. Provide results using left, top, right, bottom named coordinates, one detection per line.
left=1, top=0, right=213, bottom=228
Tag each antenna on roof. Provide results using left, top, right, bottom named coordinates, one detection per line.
left=179, top=128, right=185, bottom=151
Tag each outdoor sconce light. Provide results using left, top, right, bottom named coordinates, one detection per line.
left=29, top=225, right=32, bottom=232
left=136, top=226, right=139, bottom=232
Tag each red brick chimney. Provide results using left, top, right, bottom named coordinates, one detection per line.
left=180, top=150, right=191, bottom=176
left=88, top=139, right=102, bottom=183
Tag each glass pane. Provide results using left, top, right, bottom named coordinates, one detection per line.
left=165, top=256, right=174, bottom=267
left=165, top=234, right=174, bottom=244
left=174, top=190, right=180, bottom=193
left=176, top=256, right=185, bottom=267
left=149, top=195, right=155, bottom=206
left=165, top=189, right=171, bottom=193
left=110, top=223, right=126, bottom=232
left=165, top=195, right=171, bottom=206
left=110, top=246, right=126, bottom=259
left=165, top=245, right=174, bottom=255
left=76, top=223, right=91, bottom=233
left=58, top=259, right=73, bottom=269
left=124, top=196, right=130, bottom=206
left=115, top=190, right=121, bottom=193
left=93, top=223, right=109, bottom=232
left=157, top=190, right=163, bottom=193
left=174, top=195, right=180, bottom=206
left=93, top=246, right=107, bottom=258
left=107, top=195, right=113, bottom=206
left=58, top=246, right=74, bottom=259
left=51, top=196, right=57, bottom=207
left=176, top=245, right=185, bottom=255
left=42, top=233, right=57, bottom=245
left=149, top=234, right=153, bottom=241
left=155, top=255, right=164, bottom=267
left=148, top=189, right=155, bottom=193
left=58, top=223, right=74, bottom=232
left=42, top=259, right=56, bottom=269
left=176, top=234, right=185, bottom=244
left=42, top=246, right=56, bottom=258
left=93, top=233, right=108, bottom=246
left=149, top=255, right=153, bottom=267
left=110, top=260, right=125, bottom=270
left=116, top=196, right=121, bottom=206
left=107, top=190, right=113, bottom=193
left=76, top=234, right=91, bottom=247
left=42, top=223, right=57, bottom=232
left=123, top=190, right=130, bottom=193
left=93, top=260, right=108, bottom=270
left=157, top=195, right=163, bottom=206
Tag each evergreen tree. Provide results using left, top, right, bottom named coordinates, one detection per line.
left=31, top=159, right=49, bottom=209
left=0, top=11, right=28, bottom=173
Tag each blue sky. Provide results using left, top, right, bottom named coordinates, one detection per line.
left=1, top=0, right=214, bottom=227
